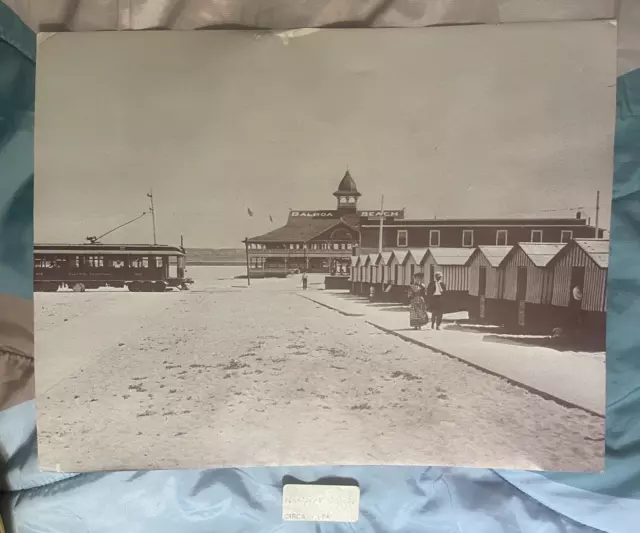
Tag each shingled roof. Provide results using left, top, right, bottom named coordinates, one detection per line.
left=334, top=170, right=361, bottom=196
left=247, top=218, right=355, bottom=243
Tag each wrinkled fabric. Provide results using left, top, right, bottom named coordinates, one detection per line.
left=1, top=0, right=618, bottom=31
left=0, top=0, right=35, bottom=419
left=2, top=1, right=640, bottom=532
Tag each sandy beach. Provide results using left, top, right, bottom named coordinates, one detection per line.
left=35, top=266, right=603, bottom=473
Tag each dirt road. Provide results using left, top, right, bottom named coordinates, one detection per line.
left=35, top=268, right=603, bottom=472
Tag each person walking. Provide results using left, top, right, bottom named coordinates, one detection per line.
left=302, top=271, right=308, bottom=290
left=407, top=272, right=428, bottom=330
left=427, top=271, right=447, bottom=330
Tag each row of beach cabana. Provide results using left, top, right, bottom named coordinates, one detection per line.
left=349, top=239, right=609, bottom=336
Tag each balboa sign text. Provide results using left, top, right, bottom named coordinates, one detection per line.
left=289, top=210, right=404, bottom=218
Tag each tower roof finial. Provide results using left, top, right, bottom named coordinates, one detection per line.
left=334, top=168, right=361, bottom=197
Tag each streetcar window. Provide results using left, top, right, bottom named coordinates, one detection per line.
left=35, top=258, right=54, bottom=268
left=155, top=256, right=163, bottom=268
left=86, top=256, right=104, bottom=268
left=131, top=256, right=149, bottom=268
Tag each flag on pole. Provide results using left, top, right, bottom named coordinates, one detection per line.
left=247, top=208, right=254, bottom=217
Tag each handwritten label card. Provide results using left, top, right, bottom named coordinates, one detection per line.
left=282, top=484, right=360, bottom=522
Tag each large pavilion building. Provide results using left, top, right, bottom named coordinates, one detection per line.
left=245, top=171, right=604, bottom=277
left=245, top=171, right=404, bottom=277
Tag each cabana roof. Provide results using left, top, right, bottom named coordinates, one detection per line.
left=407, top=247, right=429, bottom=265
left=475, top=245, right=513, bottom=267
left=391, top=249, right=409, bottom=264
left=515, top=243, right=566, bottom=267
left=427, top=247, right=474, bottom=266
left=574, top=239, right=609, bottom=269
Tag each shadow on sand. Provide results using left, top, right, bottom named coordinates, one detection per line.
left=446, top=322, right=605, bottom=353
left=481, top=333, right=605, bottom=354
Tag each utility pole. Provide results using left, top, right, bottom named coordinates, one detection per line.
left=595, top=190, right=600, bottom=239
left=147, top=189, right=157, bottom=245
left=378, top=194, right=384, bottom=254
left=244, top=238, right=251, bottom=286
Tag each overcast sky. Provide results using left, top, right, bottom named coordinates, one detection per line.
left=35, top=22, right=616, bottom=248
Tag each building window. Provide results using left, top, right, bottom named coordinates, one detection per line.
left=531, top=230, right=543, bottom=243
left=496, top=230, right=507, bottom=246
left=561, top=230, right=573, bottom=243
left=397, top=230, right=408, bottom=247
left=429, top=230, right=440, bottom=247
left=462, top=230, right=473, bottom=247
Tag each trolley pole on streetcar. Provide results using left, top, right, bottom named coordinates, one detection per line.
left=244, top=238, right=251, bottom=286
left=147, top=189, right=157, bottom=245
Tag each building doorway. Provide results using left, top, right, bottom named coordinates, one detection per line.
left=569, top=267, right=586, bottom=330
left=478, top=266, right=487, bottom=296
left=570, top=267, right=585, bottom=300
left=516, top=267, right=528, bottom=301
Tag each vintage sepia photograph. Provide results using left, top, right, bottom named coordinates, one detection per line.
left=35, top=22, right=615, bottom=472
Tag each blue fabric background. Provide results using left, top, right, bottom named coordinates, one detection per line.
left=1, top=4, right=639, bottom=531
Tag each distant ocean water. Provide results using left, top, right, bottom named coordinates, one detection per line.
left=186, top=265, right=246, bottom=283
